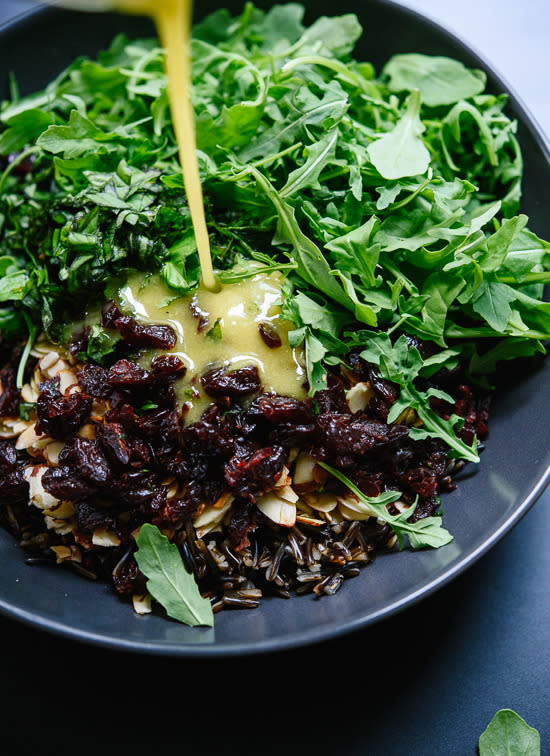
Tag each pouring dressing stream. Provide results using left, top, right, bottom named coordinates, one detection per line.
left=44, top=0, right=218, bottom=292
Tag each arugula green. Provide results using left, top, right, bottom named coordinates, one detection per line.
left=478, top=709, right=541, bottom=756
left=318, top=462, right=453, bottom=550
left=135, top=523, right=214, bottom=626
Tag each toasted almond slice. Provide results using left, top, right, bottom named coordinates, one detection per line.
left=20, top=383, right=39, bottom=403
left=213, top=490, right=234, bottom=509
left=275, top=484, right=299, bottom=504
left=57, top=369, right=78, bottom=394
left=15, top=424, right=47, bottom=451
left=274, top=465, right=291, bottom=488
left=31, top=338, right=60, bottom=357
left=304, top=492, right=339, bottom=513
left=44, top=500, right=75, bottom=520
left=338, top=501, right=372, bottom=521
left=43, top=441, right=65, bottom=466
left=92, top=528, right=121, bottom=547
left=50, top=545, right=73, bottom=563
left=132, top=593, right=152, bottom=615
left=165, top=479, right=180, bottom=501
left=77, top=423, right=96, bottom=439
left=0, top=418, right=31, bottom=439
left=346, top=381, right=374, bottom=413
left=89, top=399, right=109, bottom=420
left=256, top=491, right=296, bottom=527
left=194, top=495, right=234, bottom=537
left=44, top=515, right=74, bottom=535
left=295, top=513, right=325, bottom=527
left=23, top=465, right=59, bottom=511
left=38, top=351, right=60, bottom=372
left=30, top=376, right=41, bottom=395
left=51, top=544, right=82, bottom=563
left=44, top=358, right=70, bottom=379
left=293, top=452, right=317, bottom=485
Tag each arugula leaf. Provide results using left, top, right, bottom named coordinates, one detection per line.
left=318, top=462, right=453, bottom=550
left=296, top=13, right=362, bottom=58
left=0, top=109, right=56, bottom=154
left=135, top=523, right=214, bottom=627
left=470, top=279, right=519, bottom=332
left=383, top=54, right=486, bottom=106
left=243, top=164, right=354, bottom=309
left=325, top=216, right=381, bottom=288
left=478, top=709, right=540, bottom=756
left=367, top=90, right=430, bottom=180
left=280, top=130, right=339, bottom=198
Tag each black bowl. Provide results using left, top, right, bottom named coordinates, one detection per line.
left=1, top=0, right=549, bottom=657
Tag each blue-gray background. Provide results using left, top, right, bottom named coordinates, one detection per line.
left=0, top=1, right=549, bottom=754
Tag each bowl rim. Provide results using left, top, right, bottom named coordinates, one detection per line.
left=0, top=0, right=549, bottom=657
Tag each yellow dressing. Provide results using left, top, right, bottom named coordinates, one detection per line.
left=118, top=272, right=306, bottom=422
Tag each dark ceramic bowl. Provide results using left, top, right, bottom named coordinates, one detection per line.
left=1, top=0, right=549, bottom=657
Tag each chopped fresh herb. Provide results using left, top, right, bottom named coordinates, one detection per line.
left=83, top=325, right=122, bottom=365
left=140, top=400, right=159, bottom=412
left=18, top=401, right=35, bottom=421
left=206, top=317, right=223, bottom=341
left=134, top=523, right=214, bottom=627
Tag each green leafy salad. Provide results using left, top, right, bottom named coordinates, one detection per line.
left=2, top=3, right=549, bottom=415
left=0, top=3, right=550, bottom=621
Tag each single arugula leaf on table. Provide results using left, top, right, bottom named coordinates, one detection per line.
left=478, top=709, right=540, bottom=756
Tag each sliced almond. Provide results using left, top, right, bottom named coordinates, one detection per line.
left=20, top=383, right=39, bottom=403
left=57, top=369, right=78, bottom=394
left=194, top=494, right=234, bottom=537
left=77, top=423, right=96, bottom=439
left=38, top=351, right=60, bottom=372
left=256, top=491, right=296, bottom=527
left=0, top=418, right=31, bottom=439
left=304, top=492, right=339, bottom=513
left=23, top=465, right=59, bottom=511
left=92, top=528, right=121, bottom=547
left=51, top=544, right=82, bottom=563
left=274, top=465, right=292, bottom=488
left=337, top=493, right=375, bottom=521
left=15, top=424, right=47, bottom=451
left=132, top=593, right=152, bottom=615
left=275, top=484, right=299, bottom=504
left=43, top=441, right=65, bottom=466
left=295, top=513, right=325, bottom=527
left=346, top=381, right=374, bottom=413
left=293, top=452, right=318, bottom=485
left=44, top=515, right=74, bottom=535
left=44, top=500, right=75, bottom=520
